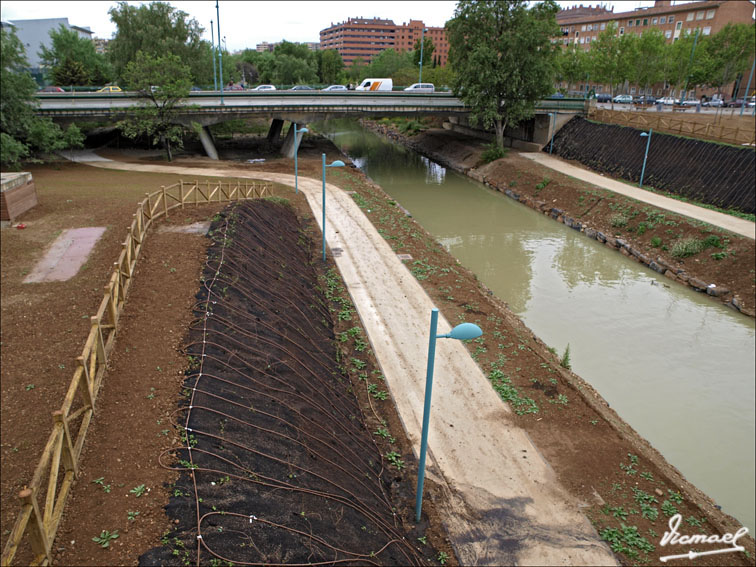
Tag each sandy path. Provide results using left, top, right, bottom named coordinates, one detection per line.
left=522, top=152, right=755, bottom=240
left=69, top=154, right=616, bottom=566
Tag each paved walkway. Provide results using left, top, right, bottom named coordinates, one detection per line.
left=522, top=152, right=755, bottom=240
left=66, top=153, right=617, bottom=566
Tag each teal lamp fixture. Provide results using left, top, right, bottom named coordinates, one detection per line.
left=294, top=125, right=308, bottom=194
left=639, top=129, right=652, bottom=188
left=415, top=308, right=482, bottom=522
left=321, top=153, right=345, bottom=261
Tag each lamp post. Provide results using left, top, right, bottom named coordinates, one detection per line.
left=547, top=112, right=556, bottom=155
left=210, top=20, right=217, bottom=91
left=294, top=125, right=308, bottom=194
left=321, top=153, right=345, bottom=262
left=415, top=309, right=482, bottom=523
left=639, top=128, right=652, bottom=188
left=740, top=59, right=754, bottom=118
left=216, top=1, right=224, bottom=105
left=418, top=27, right=427, bottom=84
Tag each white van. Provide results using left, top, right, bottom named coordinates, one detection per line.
left=355, top=78, right=393, bottom=92
left=404, top=83, right=435, bottom=93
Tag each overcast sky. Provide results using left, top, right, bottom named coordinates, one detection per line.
left=1, top=1, right=693, bottom=52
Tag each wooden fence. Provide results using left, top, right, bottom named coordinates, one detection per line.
left=1, top=179, right=270, bottom=566
left=590, top=108, right=756, bottom=146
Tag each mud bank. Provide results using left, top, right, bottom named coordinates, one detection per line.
left=362, top=120, right=755, bottom=317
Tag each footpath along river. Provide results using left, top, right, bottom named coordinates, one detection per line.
left=321, top=119, right=756, bottom=533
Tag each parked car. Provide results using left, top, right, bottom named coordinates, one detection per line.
left=702, top=98, right=725, bottom=107
left=290, top=85, right=314, bottom=91
left=612, top=94, right=633, bottom=104
left=322, top=84, right=347, bottom=91
left=658, top=96, right=677, bottom=105
left=355, top=78, right=393, bottom=92
left=96, top=85, right=122, bottom=93
left=251, top=84, right=276, bottom=91
left=190, top=86, right=202, bottom=92
left=596, top=93, right=611, bottom=103
left=633, top=95, right=656, bottom=105
left=548, top=92, right=565, bottom=98
left=225, top=84, right=244, bottom=91
left=680, top=98, right=701, bottom=106
left=38, top=86, right=64, bottom=93
left=404, top=83, right=435, bottom=93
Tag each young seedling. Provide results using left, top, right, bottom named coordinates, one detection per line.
left=130, top=484, right=147, bottom=497
left=92, top=530, right=119, bottom=548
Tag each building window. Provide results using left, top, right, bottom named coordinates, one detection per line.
left=619, top=27, right=624, bottom=35
left=703, top=26, right=711, bottom=36
left=600, top=23, right=606, bottom=30
left=676, top=21, right=682, bottom=31
left=586, top=36, right=591, bottom=43
left=580, top=37, right=585, bottom=44
left=686, top=12, right=694, bottom=21
left=665, top=30, right=672, bottom=39
left=630, top=87, right=636, bottom=94
left=643, top=18, right=648, bottom=26
left=628, top=20, right=633, bottom=27
left=581, top=24, right=586, bottom=31
left=668, top=16, right=674, bottom=24
left=660, top=16, right=666, bottom=24
left=652, top=18, right=657, bottom=25
left=587, top=24, right=592, bottom=31
left=706, top=9, right=715, bottom=19
left=696, top=11, right=704, bottom=20
left=636, top=19, right=641, bottom=26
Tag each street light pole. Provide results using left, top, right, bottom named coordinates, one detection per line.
left=418, top=27, right=427, bottom=84
left=639, top=128, right=652, bottom=188
left=210, top=21, right=217, bottom=91
left=415, top=309, right=482, bottom=523
left=740, top=59, right=755, bottom=118
left=294, top=125, right=308, bottom=194
left=548, top=112, right=556, bottom=155
left=216, top=1, right=224, bottom=105
left=321, top=153, right=345, bottom=262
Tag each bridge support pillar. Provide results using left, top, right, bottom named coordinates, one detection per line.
left=267, top=118, right=284, bottom=143
left=198, top=125, right=219, bottom=160
left=280, top=122, right=307, bottom=158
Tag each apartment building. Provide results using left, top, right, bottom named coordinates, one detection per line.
left=556, top=0, right=755, bottom=98
left=320, top=17, right=448, bottom=67
left=256, top=41, right=319, bottom=53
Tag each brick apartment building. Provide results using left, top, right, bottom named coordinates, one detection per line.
left=556, top=0, right=755, bottom=99
left=319, top=17, right=448, bottom=67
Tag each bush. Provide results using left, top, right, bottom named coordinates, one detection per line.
left=481, top=142, right=508, bottom=163
left=0, top=133, right=29, bottom=169
left=610, top=214, right=628, bottom=228
left=650, top=236, right=662, bottom=247
left=670, top=237, right=705, bottom=258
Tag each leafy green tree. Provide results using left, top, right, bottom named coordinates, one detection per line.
left=118, top=51, right=192, bottom=161
left=447, top=0, right=559, bottom=150
left=588, top=22, right=634, bottom=108
left=1, top=28, right=83, bottom=168
left=702, top=23, right=756, bottom=99
left=346, top=57, right=367, bottom=84
left=316, top=49, right=344, bottom=84
left=412, top=36, right=435, bottom=67
left=630, top=29, right=667, bottom=97
left=368, top=48, right=414, bottom=79
left=664, top=31, right=709, bottom=98
left=107, top=2, right=205, bottom=83
left=556, top=44, right=588, bottom=93
left=39, top=24, right=112, bottom=86
left=269, top=54, right=318, bottom=85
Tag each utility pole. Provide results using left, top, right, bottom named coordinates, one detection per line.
left=419, top=27, right=427, bottom=83
left=216, top=1, right=224, bottom=105
left=210, top=20, right=217, bottom=91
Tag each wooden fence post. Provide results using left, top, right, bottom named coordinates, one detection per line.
left=180, top=180, right=185, bottom=210
left=19, top=488, right=50, bottom=564
left=162, top=186, right=168, bottom=218
left=52, top=411, right=77, bottom=476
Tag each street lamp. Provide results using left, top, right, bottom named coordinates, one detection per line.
left=418, top=27, right=428, bottom=84
left=321, top=153, right=345, bottom=262
left=216, top=1, right=224, bottom=105
left=547, top=112, right=556, bottom=155
left=639, top=128, right=652, bottom=188
left=210, top=20, right=217, bottom=91
left=415, top=308, right=482, bottom=523
left=294, top=125, right=308, bottom=194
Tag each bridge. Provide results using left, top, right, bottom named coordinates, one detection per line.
left=35, top=91, right=589, bottom=159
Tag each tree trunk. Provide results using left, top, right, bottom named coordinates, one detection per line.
left=161, top=135, right=173, bottom=162
left=494, top=119, right=505, bottom=150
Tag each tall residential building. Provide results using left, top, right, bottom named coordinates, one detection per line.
left=256, top=41, right=319, bottom=53
left=555, top=0, right=755, bottom=98
left=5, top=18, right=93, bottom=69
left=320, top=17, right=448, bottom=67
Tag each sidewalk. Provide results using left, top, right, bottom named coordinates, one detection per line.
left=522, top=152, right=755, bottom=240
left=70, top=154, right=617, bottom=566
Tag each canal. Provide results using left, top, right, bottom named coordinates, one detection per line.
left=320, top=119, right=756, bottom=532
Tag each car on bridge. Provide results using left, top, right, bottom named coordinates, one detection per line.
left=612, top=94, right=633, bottom=104
left=404, top=83, right=435, bottom=93
left=96, top=85, right=122, bottom=93
left=290, top=85, right=315, bottom=91
left=251, top=84, right=276, bottom=91
left=38, top=86, right=65, bottom=93
left=322, top=85, right=347, bottom=91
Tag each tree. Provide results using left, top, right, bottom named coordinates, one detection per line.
left=588, top=22, right=634, bottom=108
left=346, top=57, right=367, bottom=84
left=316, top=49, right=344, bottom=84
left=118, top=51, right=192, bottom=161
left=1, top=28, right=83, bottom=168
left=107, top=2, right=205, bottom=83
left=556, top=44, right=588, bottom=94
left=368, top=48, right=414, bottom=79
left=412, top=36, right=435, bottom=67
left=447, top=0, right=559, bottom=150
left=664, top=30, right=709, bottom=98
left=702, top=23, right=756, bottom=99
left=630, top=29, right=666, bottom=97
left=39, top=24, right=112, bottom=86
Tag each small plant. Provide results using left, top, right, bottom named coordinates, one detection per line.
left=130, top=484, right=147, bottom=497
left=92, top=529, right=119, bottom=548
left=127, top=510, right=140, bottom=521
left=535, top=176, right=551, bottom=192
left=92, top=477, right=111, bottom=493
left=385, top=451, right=405, bottom=470
left=417, top=536, right=427, bottom=545
left=437, top=551, right=449, bottom=565
left=650, top=236, right=662, bottom=247
left=666, top=489, right=683, bottom=504
left=560, top=344, right=571, bottom=369
left=640, top=471, right=654, bottom=481
left=481, top=142, right=507, bottom=163
left=610, top=214, right=628, bottom=228
left=661, top=500, right=678, bottom=517
left=670, top=237, right=704, bottom=258
left=25, top=384, right=35, bottom=391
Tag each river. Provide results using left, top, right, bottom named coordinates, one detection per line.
left=320, top=119, right=756, bottom=532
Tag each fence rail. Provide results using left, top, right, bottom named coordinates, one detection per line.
left=1, top=179, right=270, bottom=566
left=590, top=108, right=756, bottom=146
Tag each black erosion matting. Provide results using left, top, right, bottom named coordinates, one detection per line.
left=140, top=200, right=426, bottom=566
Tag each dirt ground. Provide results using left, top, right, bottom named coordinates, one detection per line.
left=1, top=129, right=754, bottom=566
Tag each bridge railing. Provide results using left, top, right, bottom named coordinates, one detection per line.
left=0, top=179, right=270, bottom=567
